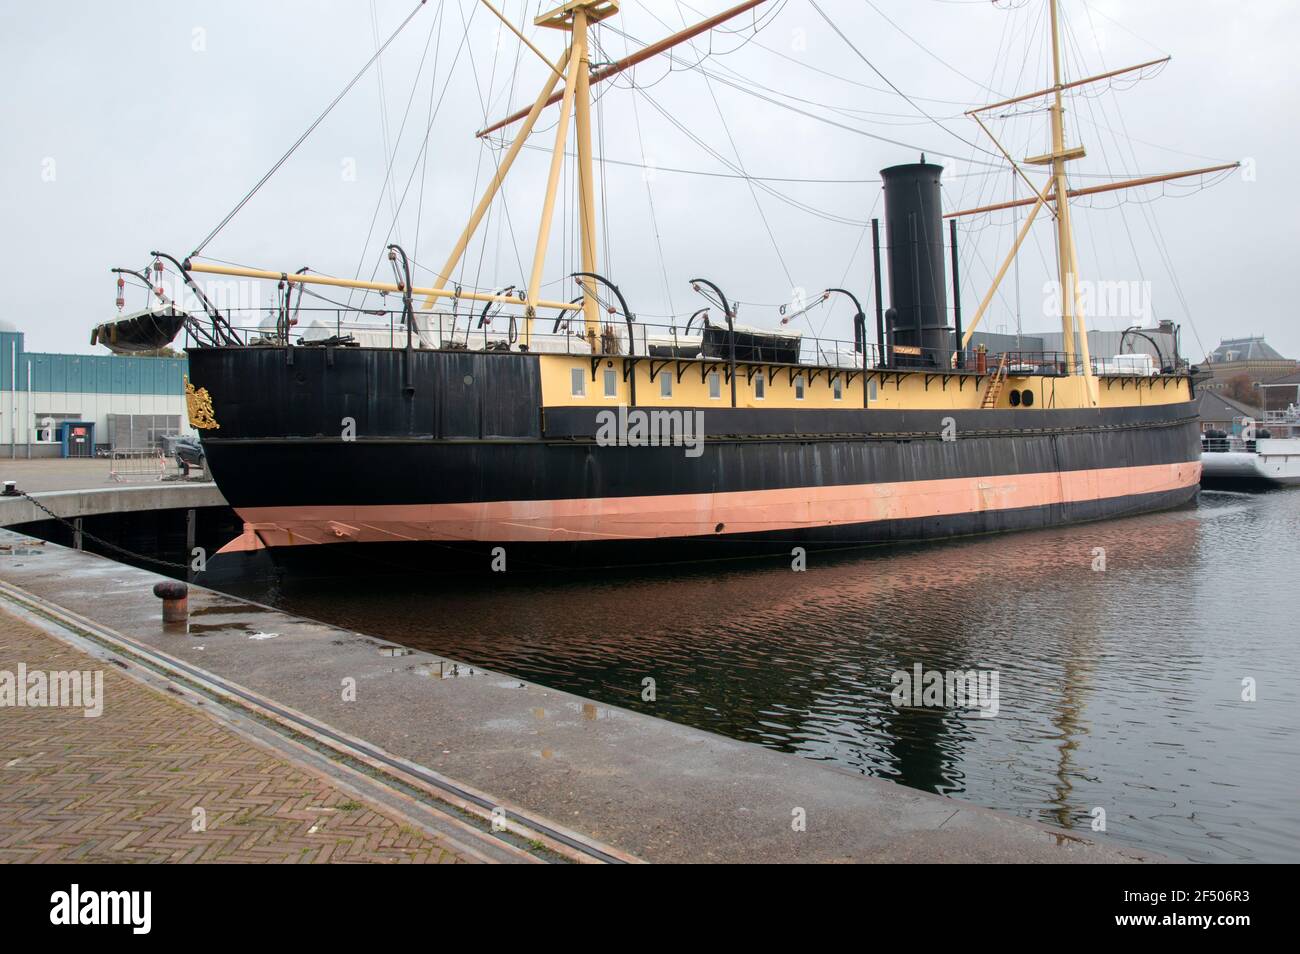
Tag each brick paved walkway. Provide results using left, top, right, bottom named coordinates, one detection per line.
left=0, top=608, right=470, bottom=863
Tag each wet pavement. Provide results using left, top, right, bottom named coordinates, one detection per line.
left=0, top=605, right=476, bottom=863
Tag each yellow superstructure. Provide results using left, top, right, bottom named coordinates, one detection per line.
left=537, top=353, right=1192, bottom=412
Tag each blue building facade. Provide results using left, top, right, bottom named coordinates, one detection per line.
left=0, top=328, right=192, bottom=458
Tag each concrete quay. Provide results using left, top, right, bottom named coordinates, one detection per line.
left=0, top=459, right=225, bottom=527
left=0, top=524, right=1165, bottom=864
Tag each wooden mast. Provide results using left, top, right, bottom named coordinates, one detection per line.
left=519, top=1, right=618, bottom=345
left=185, top=260, right=579, bottom=312
left=1046, top=0, right=1093, bottom=400
left=477, top=0, right=768, bottom=139
left=955, top=1, right=1226, bottom=400
left=524, top=5, right=589, bottom=345
left=422, top=45, right=573, bottom=314
left=451, top=0, right=762, bottom=346
left=970, top=56, right=1169, bottom=117
left=944, top=164, right=1241, bottom=219
left=961, top=182, right=1054, bottom=351
left=191, top=0, right=765, bottom=343
left=572, top=6, right=601, bottom=342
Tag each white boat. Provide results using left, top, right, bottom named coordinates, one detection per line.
left=1201, top=409, right=1300, bottom=489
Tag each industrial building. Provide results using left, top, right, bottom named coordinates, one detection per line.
left=968, top=320, right=1183, bottom=370
left=0, top=322, right=193, bottom=459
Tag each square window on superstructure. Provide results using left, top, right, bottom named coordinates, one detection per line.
left=571, top=368, right=586, bottom=397
left=708, top=371, right=721, bottom=399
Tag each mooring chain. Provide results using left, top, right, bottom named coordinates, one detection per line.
left=13, top=491, right=193, bottom=573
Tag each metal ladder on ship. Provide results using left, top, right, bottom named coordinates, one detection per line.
left=980, top=353, right=1010, bottom=408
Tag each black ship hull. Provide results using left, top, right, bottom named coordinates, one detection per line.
left=186, top=347, right=1202, bottom=562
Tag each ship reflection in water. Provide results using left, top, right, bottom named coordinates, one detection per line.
left=218, top=491, right=1300, bottom=863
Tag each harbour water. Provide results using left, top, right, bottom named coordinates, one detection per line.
left=207, top=490, right=1300, bottom=863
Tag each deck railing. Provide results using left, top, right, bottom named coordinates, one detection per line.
left=1202, top=415, right=1300, bottom=452
left=185, top=306, right=1176, bottom=377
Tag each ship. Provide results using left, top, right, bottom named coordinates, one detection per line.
left=99, top=0, right=1234, bottom=567
left=1201, top=408, right=1300, bottom=490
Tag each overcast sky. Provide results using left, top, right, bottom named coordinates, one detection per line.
left=1, top=0, right=1293, bottom=361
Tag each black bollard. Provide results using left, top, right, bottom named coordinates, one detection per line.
left=152, top=580, right=189, bottom=624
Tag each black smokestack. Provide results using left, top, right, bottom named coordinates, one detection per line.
left=881, top=160, right=951, bottom=367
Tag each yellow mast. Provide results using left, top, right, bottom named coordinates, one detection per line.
left=961, top=0, right=1155, bottom=402
left=946, top=163, right=1240, bottom=219
left=525, top=1, right=618, bottom=346
left=423, top=45, right=572, bottom=309
left=572, top=6, right=601, bottom=341
left=189, top=0, right=764, bottom=355
left=1046, top=0, right=1096, bottom=404
left=524, top=9, right=585, bottom=346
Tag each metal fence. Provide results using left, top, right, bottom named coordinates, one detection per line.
left=109, top=448, right=169, bottom=482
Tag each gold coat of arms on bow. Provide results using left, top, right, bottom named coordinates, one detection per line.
left=184, top=376, right=220, bottom=430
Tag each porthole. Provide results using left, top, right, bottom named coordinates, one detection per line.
left=1008, top=389, right=1021, bottom=407
left=1021, top=389, right=1034, bottom=407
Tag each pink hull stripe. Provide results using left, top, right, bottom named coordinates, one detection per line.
left=218, top=461, right=1201, bottom=552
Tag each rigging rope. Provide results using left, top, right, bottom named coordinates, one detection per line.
left=370, top=0, right=403, bottom=247
left=466, top=0, right=508, bottom=299
left=632, top=85, right=870, bottom=227
left=190, top=0, right=428, bottom=258
left=807, top=0, right=1001, bottom=162
left=861, top=0, right=1009, bottom=97
left=345, top=3, right=444, bottom=310
left=1074, top=2, right=1207, bottom=360
left=697, top=70, right=797, bottom=291
left=626, top=32, right=676, bottom=318
left=350, top=0, right=480, bottom=312
left=599, top=18, right=1004, bottom=167
left=413, top=0, right=449, bottom=268
left=462, top=0, right=529, bottom=307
